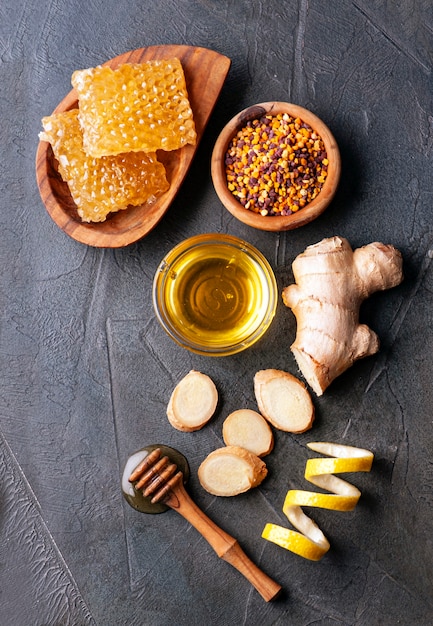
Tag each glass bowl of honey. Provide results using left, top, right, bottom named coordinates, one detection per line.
left=153, top=233, right=278, bottom=356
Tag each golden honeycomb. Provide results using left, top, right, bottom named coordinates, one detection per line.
left=40, top=109, right=169, bottom=223
left=71, top=59, right=197, bottom=158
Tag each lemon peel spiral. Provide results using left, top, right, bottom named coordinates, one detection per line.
left=262, top=442, right=374, bottom=560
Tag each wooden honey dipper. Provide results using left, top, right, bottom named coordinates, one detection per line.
left=128, top=447, right=282, bottom=602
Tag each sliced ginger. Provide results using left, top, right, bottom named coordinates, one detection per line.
left=222, top=409, right=274, bottom=457
left=254, top=369, right=314, bottom=433
left=167, top=370, right=218, bottom=432
left=198, top=446, right=268, bottom=496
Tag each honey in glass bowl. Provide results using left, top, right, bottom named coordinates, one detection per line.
left=153, top=233, right=277, bottom=356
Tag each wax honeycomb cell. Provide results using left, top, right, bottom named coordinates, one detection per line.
left=71, top=59, right=197, bottom=158
left=40, top=109, right=169, bottom=223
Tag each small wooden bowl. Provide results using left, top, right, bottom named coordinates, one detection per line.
left=35, top=45, right=231, bottom=248
left=211, top=102, right=341, bottom=232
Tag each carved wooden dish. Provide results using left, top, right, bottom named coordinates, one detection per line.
left=211, top=102, right=341, bottom=232
left=35, top=45, right=231, bottom=247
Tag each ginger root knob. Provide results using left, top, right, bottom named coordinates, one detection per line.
left=282, top=236, right=403, bottom=395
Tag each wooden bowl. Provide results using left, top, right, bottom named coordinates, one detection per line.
left=211, top=102, right=341, bottom=232
left=35, top=45, right=231, bottom=248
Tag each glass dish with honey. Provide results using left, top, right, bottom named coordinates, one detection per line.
left=153, top=233, right=278, bottom=356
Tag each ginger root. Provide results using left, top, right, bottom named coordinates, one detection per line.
left=282, top=236, right=403, bottom=396
left=167, top=370, right=218, bottom=431
left=198, top=446, right=268, bottom=496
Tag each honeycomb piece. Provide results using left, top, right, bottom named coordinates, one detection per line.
left=39, top=109, right=169, bottom=223
left=71, top=59, right=197, bottom=158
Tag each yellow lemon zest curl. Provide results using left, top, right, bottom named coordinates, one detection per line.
left=262, top=442, right=374, bottom=561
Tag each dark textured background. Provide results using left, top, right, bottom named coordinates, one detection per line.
left=1, top=1, right=432, bottom=624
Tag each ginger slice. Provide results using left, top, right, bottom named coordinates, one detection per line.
left=222, top=409, right=274, bottom=457
left=167, top=370, right=218, bottom=432
left=254, top=369, right=314, bottom=433
left=198, top=446, right=268, bottom=496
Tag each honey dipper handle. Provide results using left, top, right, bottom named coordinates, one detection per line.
left=168, top=482, right=282, bottom=602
